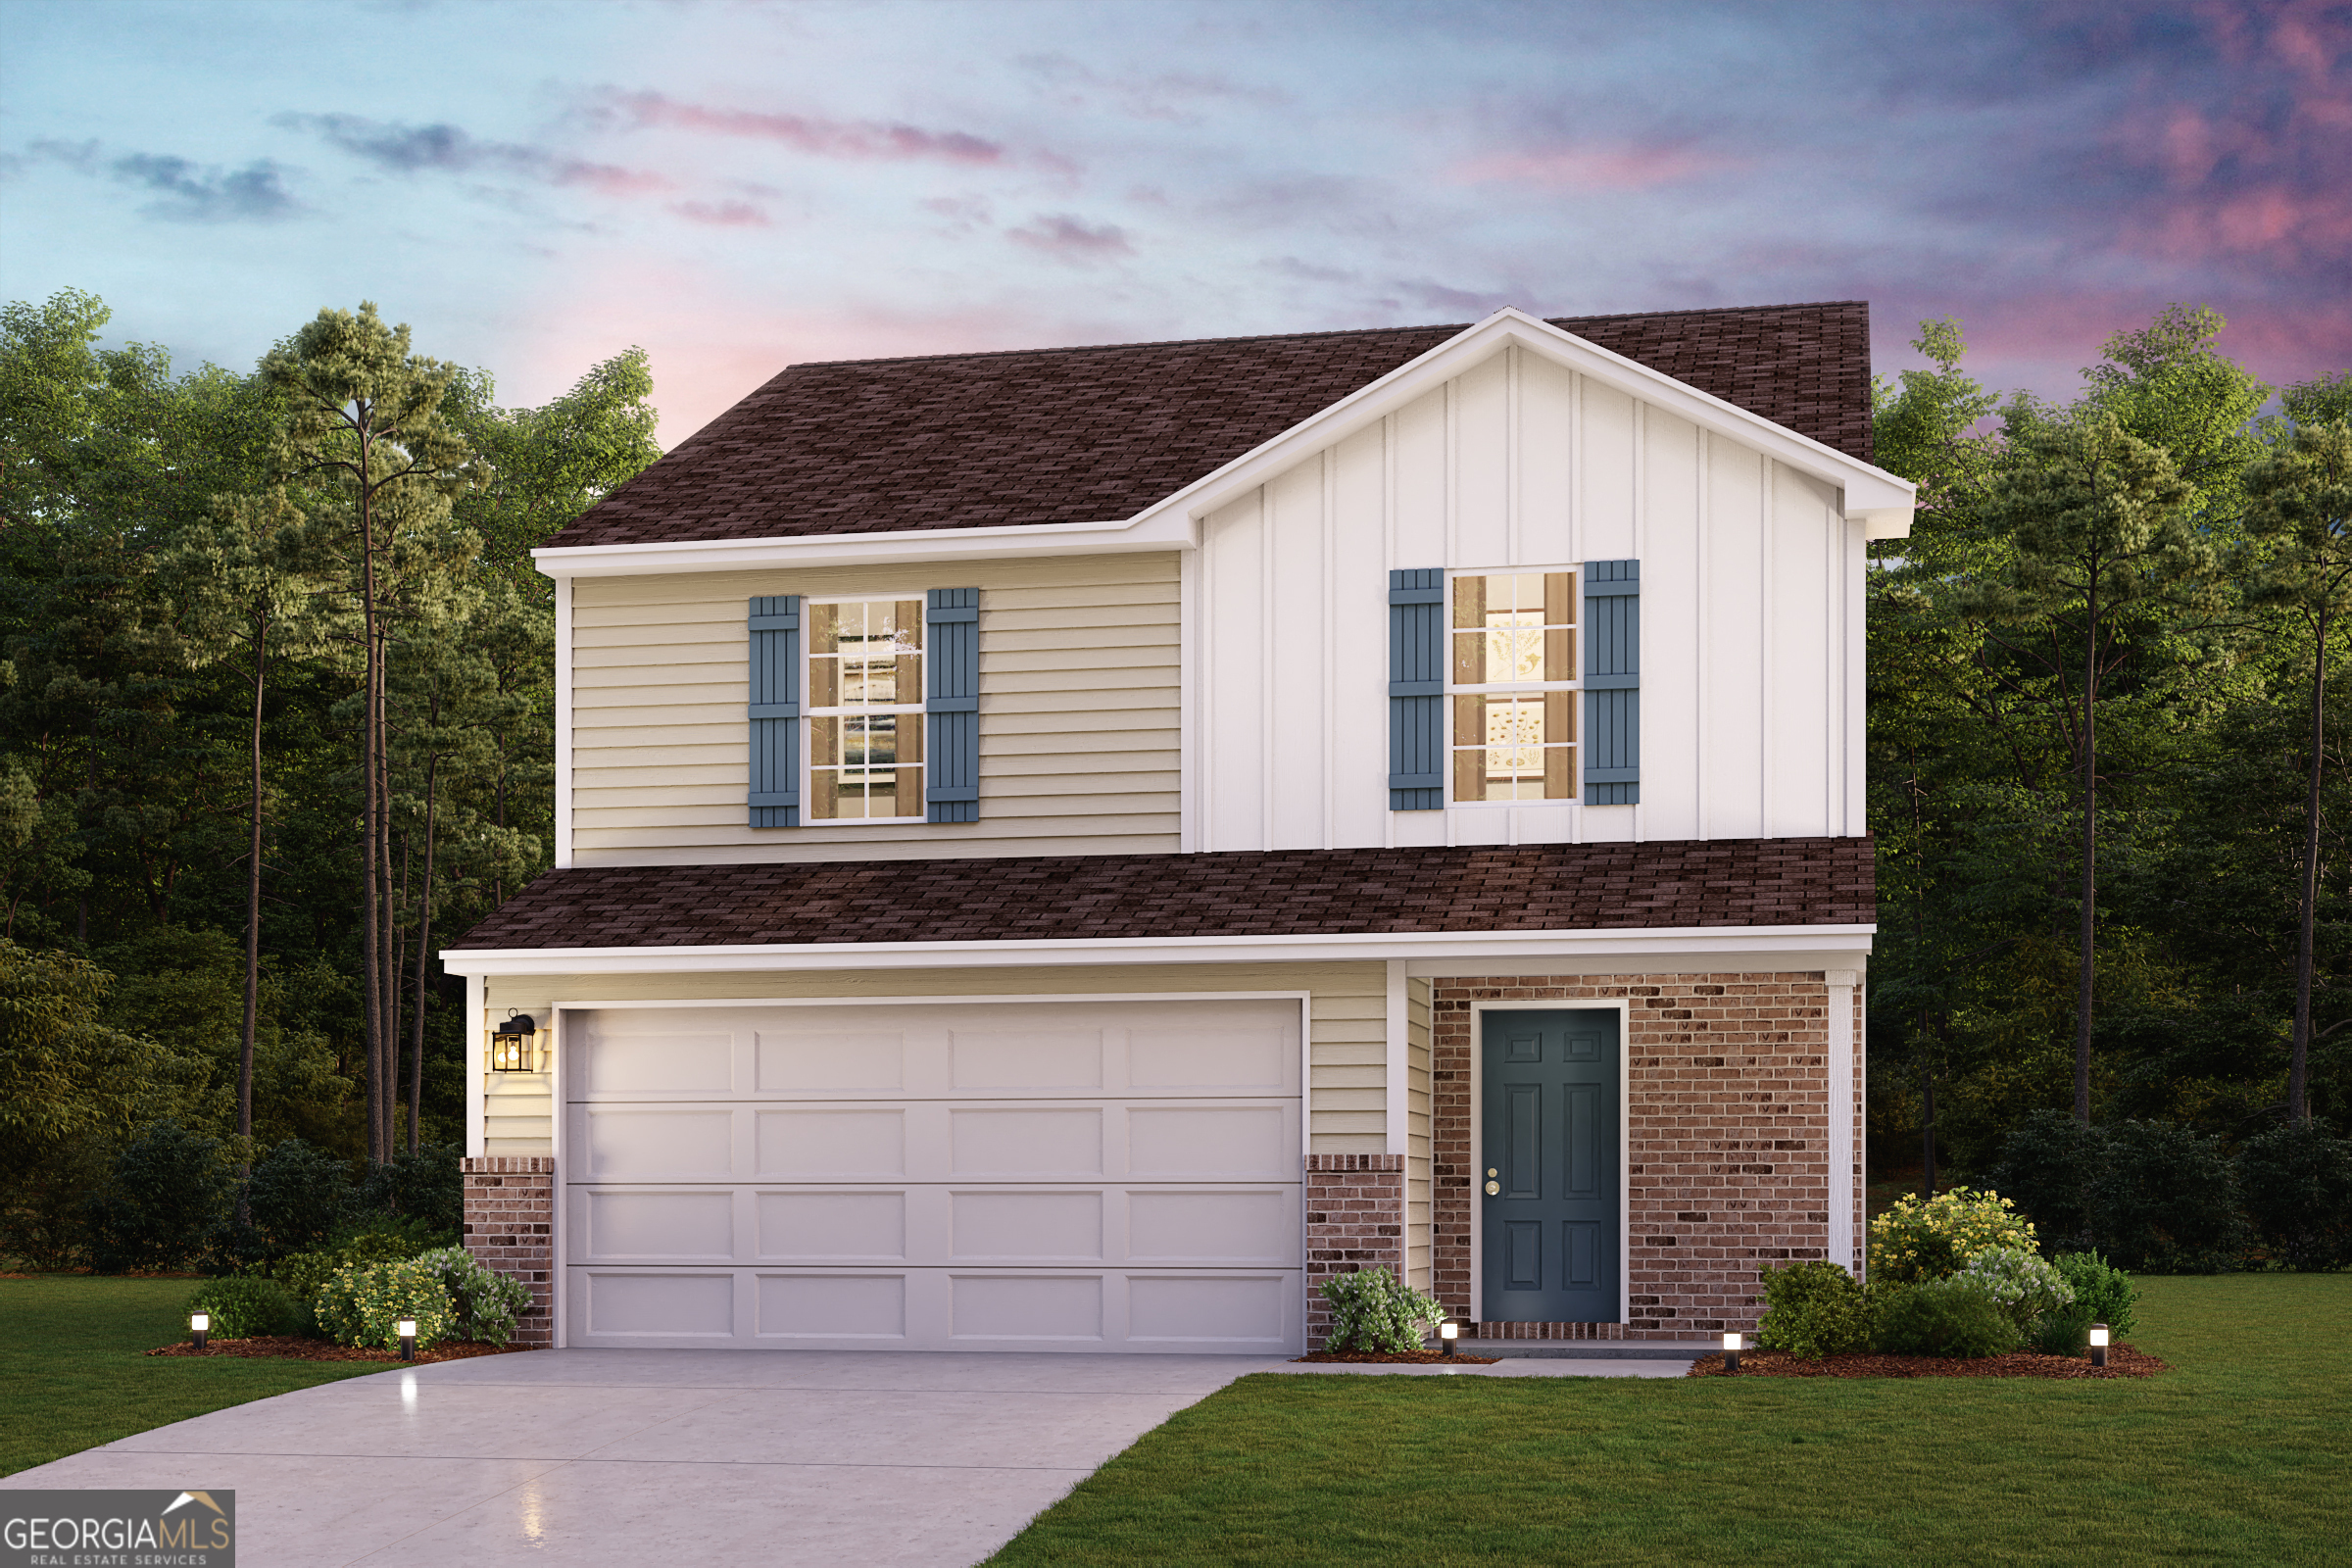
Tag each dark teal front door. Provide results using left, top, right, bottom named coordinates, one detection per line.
left=1481, top=1008, right=1620, bottom=1322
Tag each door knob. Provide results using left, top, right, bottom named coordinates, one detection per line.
left=1487, top=1167, right=1497, bottom=1177
left=1484, top=1180, right=1500, bottom=1196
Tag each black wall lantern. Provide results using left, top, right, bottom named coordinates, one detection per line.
left=490, top=1012, right=541, bottom=1073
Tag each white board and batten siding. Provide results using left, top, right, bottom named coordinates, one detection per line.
left=569, top=554, right=1180, bottom=865
left=1190, top=343, right=1868, bottom=853
left=564, top=999, right=1303, bottom=1352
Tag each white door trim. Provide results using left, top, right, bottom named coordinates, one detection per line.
left=1465, top=999, right=1632, bottom=1327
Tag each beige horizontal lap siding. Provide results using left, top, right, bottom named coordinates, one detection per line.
left=568, top=554, right=1180, bottom=864
left=479, top=961, right=1391, bottom=1158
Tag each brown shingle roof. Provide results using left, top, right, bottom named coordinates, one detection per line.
left=549, top=301, right=1873, bottom=549
left=449, top=838, right=1874, bottom=951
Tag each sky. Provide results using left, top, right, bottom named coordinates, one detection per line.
left=4, top=0, right=2347, bottom=447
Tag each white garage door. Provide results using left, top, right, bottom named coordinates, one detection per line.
left=563, top=999, right=1303, bottom=1353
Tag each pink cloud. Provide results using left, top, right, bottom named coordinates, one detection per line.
left=1005, top=214, right=1134, bottom=263
left=597, top=90, right=1004, bottom=167
left=1449, top=142, right=1743, bottom=191
left=670, top=199, right=769, bottom=227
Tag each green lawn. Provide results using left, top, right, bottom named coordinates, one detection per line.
left=0, top=1275, right=388, bottom=1477
left=988, top=1275, right=2352, bottom=1566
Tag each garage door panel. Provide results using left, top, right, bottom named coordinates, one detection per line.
left=755, top=1029, right=907, bottom=1093
left=581, top=1189, right=738, bottom=1262
left=579, top=1029, right=738, bottom=1096
left=953, top=1274, right=1104, bottom=1343
left=950, top=1028, right=1105, bottom=1090
left=1127, top=1104, right=1292, bottom=1179
left=582, top=1270, right=738, bottom=1339
left=1127, top=1275, right=1293, bottom=1345
left=580, top=1107, right=738, bottom=1180
left=1128, top=1189, right=1297, bottom=1264
left=757, top=1273, right=907, bottom=1341
left=950, top=1191, right=1104, bottom=1262
left=1127, top=1025, right=1295, bottom=1093
left=755, top=1108, right=907, bottom=1178
left=949, top=1107, right=1105, bottom=1178
left=756, top=1190, right=908, bottom=1261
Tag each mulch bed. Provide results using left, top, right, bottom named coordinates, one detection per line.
left=1293, top=1348, right=1501, bottom=1364
left=1687, top=1344, right=2168, bottom=1379
left=148, top=1337, right=541, bottom=1365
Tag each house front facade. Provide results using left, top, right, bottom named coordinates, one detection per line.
left=444, top=302, right=1908, bottom=1355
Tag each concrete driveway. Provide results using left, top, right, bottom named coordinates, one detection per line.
left=3, top=1348, right=1694, bottom=1565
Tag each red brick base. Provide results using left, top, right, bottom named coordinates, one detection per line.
left=1303, top=1153, right=1406, bottom=1348
left=1434, top=975, right=1838, bottom=1342
left=461, top=1156, right=555, bottom=1348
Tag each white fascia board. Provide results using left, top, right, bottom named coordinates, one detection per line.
left=1127, top=308, right=1916, bottom=539
left=440, top=922, right=1877, bottom=977
left=533, top=509, right=1197, bottom=579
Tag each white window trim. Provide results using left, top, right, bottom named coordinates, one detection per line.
left=801, top=591, right=927, bottom=827
left=1446, top=565, right=1583, bottom=809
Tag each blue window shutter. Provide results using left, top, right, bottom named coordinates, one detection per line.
left=1584, top=561, right=1640, bottom=805
left=1389, top=569, right=1446, bottom=810
left=748, top=596, right=801, bottom=826
left=926, top=589, right=980, bottom=824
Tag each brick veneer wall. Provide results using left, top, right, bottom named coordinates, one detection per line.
left=1433, top=974, right=1834, bottom=1341
left=462, top=1156, right=555, bottom=1348
left=1303, top=1153, right=1405, bottom=1348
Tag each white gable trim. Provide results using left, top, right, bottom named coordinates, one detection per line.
left=1132, top=309, right=1913, bottom=539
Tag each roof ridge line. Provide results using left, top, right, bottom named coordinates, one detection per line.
left=782, top=300, right=1870, bottom=372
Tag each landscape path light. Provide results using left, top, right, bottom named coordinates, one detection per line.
left=1722, top=1330, right=1741, bottom=1373
left=190, top=1311, right=209, bottom=1351
left=490, top=1012, right=540, bottom=1073
left=2089, top=1323, right=2108, bottom=1369
left=1440, top=1320, right=1459, bottom=1357
left=398, top=1319, right=417, bottom=1362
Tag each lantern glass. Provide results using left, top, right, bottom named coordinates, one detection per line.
left=1723, top=1331, right=1740, bottom=1351
left=397, top=1319, right=416, bottom=1338
left=1440, top=1321, right=1459, bottom=1341
left=491, top=1013, right=539, bottom=1072
left=190, top=1312, right=210, bottom=1333
left=491, top=1035, right=524, bottom=1072
left=2089, top=1325, right=2110, bottom=1348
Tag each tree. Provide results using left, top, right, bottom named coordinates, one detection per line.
left=1958, top=413, right=2213, bottom=1121
left=261, top=305, right=476, bottom=1161
left=159, top=488, right=346, bottom=1152
left=2242, top=407, right=2352, bottom=1124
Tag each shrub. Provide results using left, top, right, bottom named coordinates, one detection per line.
left=185, top=1275, right=302, bottom=1340
left=1868, top=1186, right=2037, bottom=1284
left=81, top=1121, right=231, bottom=1274
left=414, top=1246, right=533, bottom=1347
left=2089, top=1119, right=2244, bottom=1272
left=1990, top=1109, right=2106, bottom=1251
left=314, top=1257, right=455, bottom=1351
left=353, top=1143, right=463, bottom=1236
left=270, top=1218, right=444, bottom=1310
left=2052, top=1250, right=2140, bottom=1338
left=1756, top=1261, right=1871, bottom=1357
left=2031, top=1303, right=2093, bottom=1357
left=2237, top=1120, right=2352, bottom=1271
left=1957, top=1245, right=2074, bottom=1332
left=1871, top=1277, right=2022, bottom=1358
left=241, top=1138, right=353, bottom=1259
left=1319, top=1266, right=1446, bottom=1353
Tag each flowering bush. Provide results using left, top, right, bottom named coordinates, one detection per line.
left=414, top=1246, right=534, bottom=1348
left=1319, top=1266, right=1446, bottom=1353
left=314, top=1258, right=455, bottom=1351
left=1958, top=1245, right=2075, bottom=1332
left=1869, top=1187, right=2037, bottom=1284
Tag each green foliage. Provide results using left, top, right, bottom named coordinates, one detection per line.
left=2030, top=1303, right=2094, bottom=1356
left=0, top=941, right=194, bottom=1188
left=1871, top=1276, right=2023, bottom=1357
left=413, top=1245, right=532, bottom=1347
left=2052, top=1250, right=2141, bottom=1337
left=313, top=1256, right=454, bottom=1351
left=1989, top=1108, right=2106, bottom=1249
left=1317, top=1266, right=1446, bottom=1354
left=1868, top=1186, right=2037, bottom=1283
left=2091, top=1119, right=2245, bottom=1272
left=1956, top=1244, right=2075, bottom=1331
left=184, top=1274, right=301, bottom=1339
left=268, top=1213, right=443, bottom=1305
left=1755, top=1261, right=1871, bottom=1357
left=353, top=1141, right=463, bottom=1235
left=80, top=1121, right=230, bottom=1274
left=240, top=1137, right=353, bottom=1258
left=2236, top=1121, right=2352, bottom=1271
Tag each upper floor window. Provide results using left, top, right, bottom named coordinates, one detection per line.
left=1449, top=570, right=1577, bottom=803
left=808, top=597, right=924, bottom=821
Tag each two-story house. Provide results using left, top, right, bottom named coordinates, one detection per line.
left=445, top=301, right=1908, bottom=1355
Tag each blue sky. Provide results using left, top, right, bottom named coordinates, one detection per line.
left=5, top=0, right=2345, bottom=445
